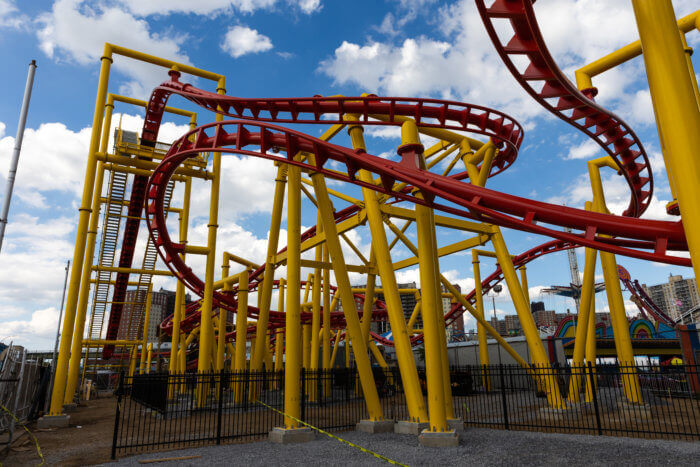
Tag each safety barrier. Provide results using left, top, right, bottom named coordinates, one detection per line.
left=112, top=364, right=700, bottom=458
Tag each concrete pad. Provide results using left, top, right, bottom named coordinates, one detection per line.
left=447, top=419, right=464, bottom=432
left=269, top=427, right=315, bottom=444
left=419, top=429, right=459, bottom=447
left=37, top=414, right=70, bottom=429
left=394, top=420, right=429, bottom=435
left=356, top=419, right=395, bottom=433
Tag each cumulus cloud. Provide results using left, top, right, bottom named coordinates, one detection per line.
left=36, top=0, right=192, bottom=99
left=121, top=0, right=321, bottom=16
left=319, top=0, right=700, bottom=126
left=221, top=25, right=273, bottom=58
left=0, top=0, right=26, bottom=29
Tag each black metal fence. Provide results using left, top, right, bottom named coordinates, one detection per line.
left=112, top=363, right=700, bottom=458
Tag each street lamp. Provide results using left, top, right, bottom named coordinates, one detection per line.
left=491, top=284, right=503, bottom=364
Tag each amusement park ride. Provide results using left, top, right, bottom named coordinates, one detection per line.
left=38, top=0, right=700, bottom=446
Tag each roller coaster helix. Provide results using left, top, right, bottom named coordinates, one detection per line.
left=45, top=0, right=700, bottom=435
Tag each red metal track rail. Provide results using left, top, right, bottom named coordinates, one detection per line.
left=475, top=0, right=653, bottom=218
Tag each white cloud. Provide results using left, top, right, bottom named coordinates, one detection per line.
left=319, top=0, right=699, bottom=127
left=121, top=0, right=321, bottom=16
left=221, top=25, right=273, bottom=58
left=36, top=0, right=192, bottom=99
left=297, top=0, right=322, bottom=14
left=2, top=307, right=60, bottom=348
left=0, top=0, right=27, bottom=29
left=547, top=170, right=674, bottom=220
left=565, top=139, right=602, bottom=160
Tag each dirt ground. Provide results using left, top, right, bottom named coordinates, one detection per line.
left=2, top=398, right=116, bottom=466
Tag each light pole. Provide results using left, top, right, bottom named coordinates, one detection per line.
left=491, top=284, right=502, bottom=364
left=46, top=260, right=70, bottom=411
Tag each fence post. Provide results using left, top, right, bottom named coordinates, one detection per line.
left=301, top=368, right=306, bottom=422
left=499, top=364, right=509, bottom=430
left=586, top=362, right=602, bottom=436
left=111, top=371, right=124, bottom=460
left=216, top=369, right=225, bottom=445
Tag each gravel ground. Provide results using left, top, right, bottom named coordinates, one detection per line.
left=108, top=427, right=700, bottom=466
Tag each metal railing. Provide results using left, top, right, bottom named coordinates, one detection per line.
left=112, top=363, right=700, bottom=458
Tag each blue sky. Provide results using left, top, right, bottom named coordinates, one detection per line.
left=0, top=0, right=698, bottom=349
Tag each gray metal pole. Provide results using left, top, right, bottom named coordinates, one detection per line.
left=46, top=260, right=70, bottom=411
left=0, top=60, right=37, bottom=253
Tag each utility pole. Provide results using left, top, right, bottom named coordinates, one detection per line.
left=47, top=260, right=70, bottom=411
left=0, top=60, right=37, bottom=253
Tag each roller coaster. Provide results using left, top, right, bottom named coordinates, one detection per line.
left=41, top=0, right=700, bottom=442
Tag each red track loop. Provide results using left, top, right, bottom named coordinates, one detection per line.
left=147, top=118, right=687, bottom=264
left=476, top=0, right=654, bottom=218
left=144, top=75, right=524, bottom=178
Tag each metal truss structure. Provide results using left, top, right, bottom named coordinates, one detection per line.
left=42, top=0, right=700, bottom=440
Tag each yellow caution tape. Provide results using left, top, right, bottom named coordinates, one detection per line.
left=255, top=399, right=408, bottom=467
left=0, top=403, right=45, bottom=466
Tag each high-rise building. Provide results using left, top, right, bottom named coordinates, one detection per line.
left=642, top=274, right=700, bottom=322
left=504, top=314, right=521, bottom=335
left=490, top=316, right=507, bottom=336
left=532, top=309, right=556, bottom=328
left=443, top=283, right=464, bottom=340
left=116, top=288, right=184, bottom=343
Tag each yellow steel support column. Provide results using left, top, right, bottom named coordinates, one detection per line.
left=128, top=346, right=138, bottom=378
left=309, top=154, right=383, bottom=420
left=170, top=177, right=191, bottom=376
left=331, top=331, right=342, bottom=368
left=49, top=48, right=112, bottom=416
left=584, top=297, right=598, bottom=402
left=283, top=160, right=303, bottom=429
left=429, top=217, right=454, bottom=420
left=139, top=284, right=153, bottom=373
left=403, top=121, right=448, bottom=432
left=274, top=330, right=284, bottom=371
left=491, top=232, right=564, bottom=408
left=519, top=266, right=530, bottom=308
left=217, top=255, right=232, bottom=371
left=471, top=251, right=490, bottom=390
left=251, top=165, right=287, bottom=372
left=64, top=98, right=113, bottom=404
left=302, top=321, right=311, bottom=369
left=234, top=269, right=250, bottom=371
left=632, top=0, right=700, bottom=283
left=347, top=115, right=427, bottom=422
left=322, top=246, right=331, bottom=370
left=197, top=81, right=225, bottom=383
left=568, top=238, right=597, bottom=402
left=145, top=343, right=153, bottom=374
left=589, top=158, right=641, bottom=402
left=309, top=266, right=321, bottom=402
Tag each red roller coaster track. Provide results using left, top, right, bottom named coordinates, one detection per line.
left=103, top=0, right=688, bottom=358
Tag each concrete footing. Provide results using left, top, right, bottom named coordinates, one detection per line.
left=356, top=419, right=395, bottom=433
left=447, top=419, right=464, bottom=432
left=418, top=429, right=459, bottom=447
left=37, top=414, right=70, bottom=429
left=269, top=427, right=315, bottom=444
left=394, top=420, right=429, bottom=435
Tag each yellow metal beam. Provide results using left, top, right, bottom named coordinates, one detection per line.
left=575, top=9, right=700, bottom=89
